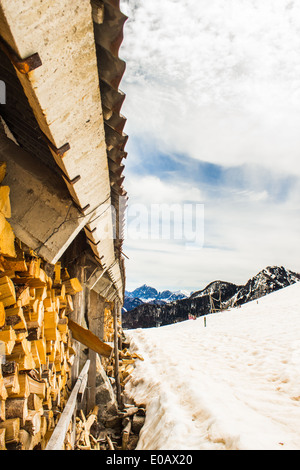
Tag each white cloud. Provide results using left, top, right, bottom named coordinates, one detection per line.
left=119, top=0, right=300, bottom=290
left=121, top=0, right=300, bottom=175
left=125, top=175, right=203, bottom=205
left=123, top=175, right=300, bottom=291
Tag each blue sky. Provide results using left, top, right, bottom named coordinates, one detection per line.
left=119, top=0, right=300, bottom=292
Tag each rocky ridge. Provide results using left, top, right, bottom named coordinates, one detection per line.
left=122, top=266, right=300, bottom=329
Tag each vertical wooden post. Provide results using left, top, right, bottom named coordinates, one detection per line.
left=113, top=300, right=122, bottom=409
left=118, top=301, right=123, bottom=350
left=87, top=349, right=96, bottom=412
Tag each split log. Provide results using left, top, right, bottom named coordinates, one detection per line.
left=66, top=295, right=73, bottom=314
left=3, top=370, right=19, bottom=395
left=9, top=373, right=30, bottom=399
left=1, top=361, right=18, bottom=376
left=11, top=338, right=31, bottom=356
left=0, top=220, right=15, bottom=257
left=27, top=325, right=42, bottom=341
left=23, top=410, right=41, bottom=436
left=83, top=406, right=98, bottom=435
left=27, top=374, right=46, bottom=399
left=5, top=305, right=27, bottom=330
left=6, top=353, right=36, bottom=371
left=44, top=310, right=58, bottom=329
left=16, top=286, right=31, bottom=307
left=0, top=301, right=4, bottom=327
left=2, top=244, right=27, bottom=273
left=0, top=326, right=16, bottom=354
left=53, top=263, right=61, bottom=286
left=0, top=427, right=6, bottom=450
left=27, top=393, right=43, bottom=413
left=62, top=278, right=82, bottom=295
left=0, top=399, right=5, bottom=422
left=18, top=428, right=31, bottom=450
left=0, top=216, right=5, bottom=243
left=0, top=417, right=20, bottom=444
left=34, top=338, right=47, bottom=365
left=122, top=418, right=131, bottom=450
left=0, top=378, right=7, bottom=400
left=0, top=276, right=16, bottom=307
left=5, top=398, right=28, bottom=424
left=0, top=162, right=6, bottom=184
left=35, top=287, right=47, bottom=301
left=0, top=186, right=11, bottom=218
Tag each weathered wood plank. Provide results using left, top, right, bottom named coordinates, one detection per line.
left=68, top=319, right=112, bottom=358
left=45, top=360, right=90, bottom=451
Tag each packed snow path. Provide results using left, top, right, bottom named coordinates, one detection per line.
left=125, top=283, right=300, bottom=450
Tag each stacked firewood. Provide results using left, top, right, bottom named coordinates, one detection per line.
left=0, top=162, right=16, bottom=261
left=0, top=179, right=83, bottom=451
left=104, top=347, right=144, bottom=389
left=0, top=251, right=82, bottom=449
left=100, top=306, right=146, bottom=450
left=73, top=406, right=99, bottom=450
left=73, top=402, right=146, bottom=451
left=102, top=305, right=144, bottom=389
left=0, top=165, right=145, bottom=450
left=102, top=303, right=117, bottom=343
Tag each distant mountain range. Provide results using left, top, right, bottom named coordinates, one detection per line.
left=123, top=285, right=190, bottom=312
left=122, top=266, right=300, bottom=329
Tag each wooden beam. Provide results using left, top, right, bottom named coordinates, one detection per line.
left=68, top=319, right=112, bottom=358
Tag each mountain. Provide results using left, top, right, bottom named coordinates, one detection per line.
left=123, top=285, right=190, bottom=312
left=222, top=266, right=300, bottom=308
left=122, top=266, right=300, bottom=329
left=124, top=282, right=300, bottom=450
left=125, top=284, right=159, bottom=300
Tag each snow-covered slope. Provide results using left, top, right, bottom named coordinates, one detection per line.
left=123, top=266, right=299, bottom=327
left=125, top=282, right=300, bottom=450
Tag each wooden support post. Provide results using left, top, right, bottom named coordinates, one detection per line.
left=118, top=302, right=123, bottom=351
left=87, top=349, right=96, bottom=412
left=113, top=301, right=122, bottom=409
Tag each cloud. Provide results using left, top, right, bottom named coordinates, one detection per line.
left=119, top=0, right=300, bottom=290
left=125, top=174, right=203, bottom=205
left=121, top=0, right=300, bottom=176
left=123, top=172, right=300, bottom=291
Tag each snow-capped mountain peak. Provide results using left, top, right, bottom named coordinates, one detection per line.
left=122, top=266, right=300, bottom=328
left=123, top=285, right=190, bottom=311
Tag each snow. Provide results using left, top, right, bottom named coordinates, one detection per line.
left=124, top=282, right=300, bottom=450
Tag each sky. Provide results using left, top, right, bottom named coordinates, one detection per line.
left=119, top=0, right=300, bottom=292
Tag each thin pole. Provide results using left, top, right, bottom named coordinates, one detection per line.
left=87, top=349, right=96, bottom=412
left=113, top=301, right=122, bottom=408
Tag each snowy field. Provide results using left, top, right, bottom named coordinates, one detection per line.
left=124, top=282, right=300, bottom=450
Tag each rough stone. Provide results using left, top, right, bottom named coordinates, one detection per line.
left=95, top=354, right=118, bottom=423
